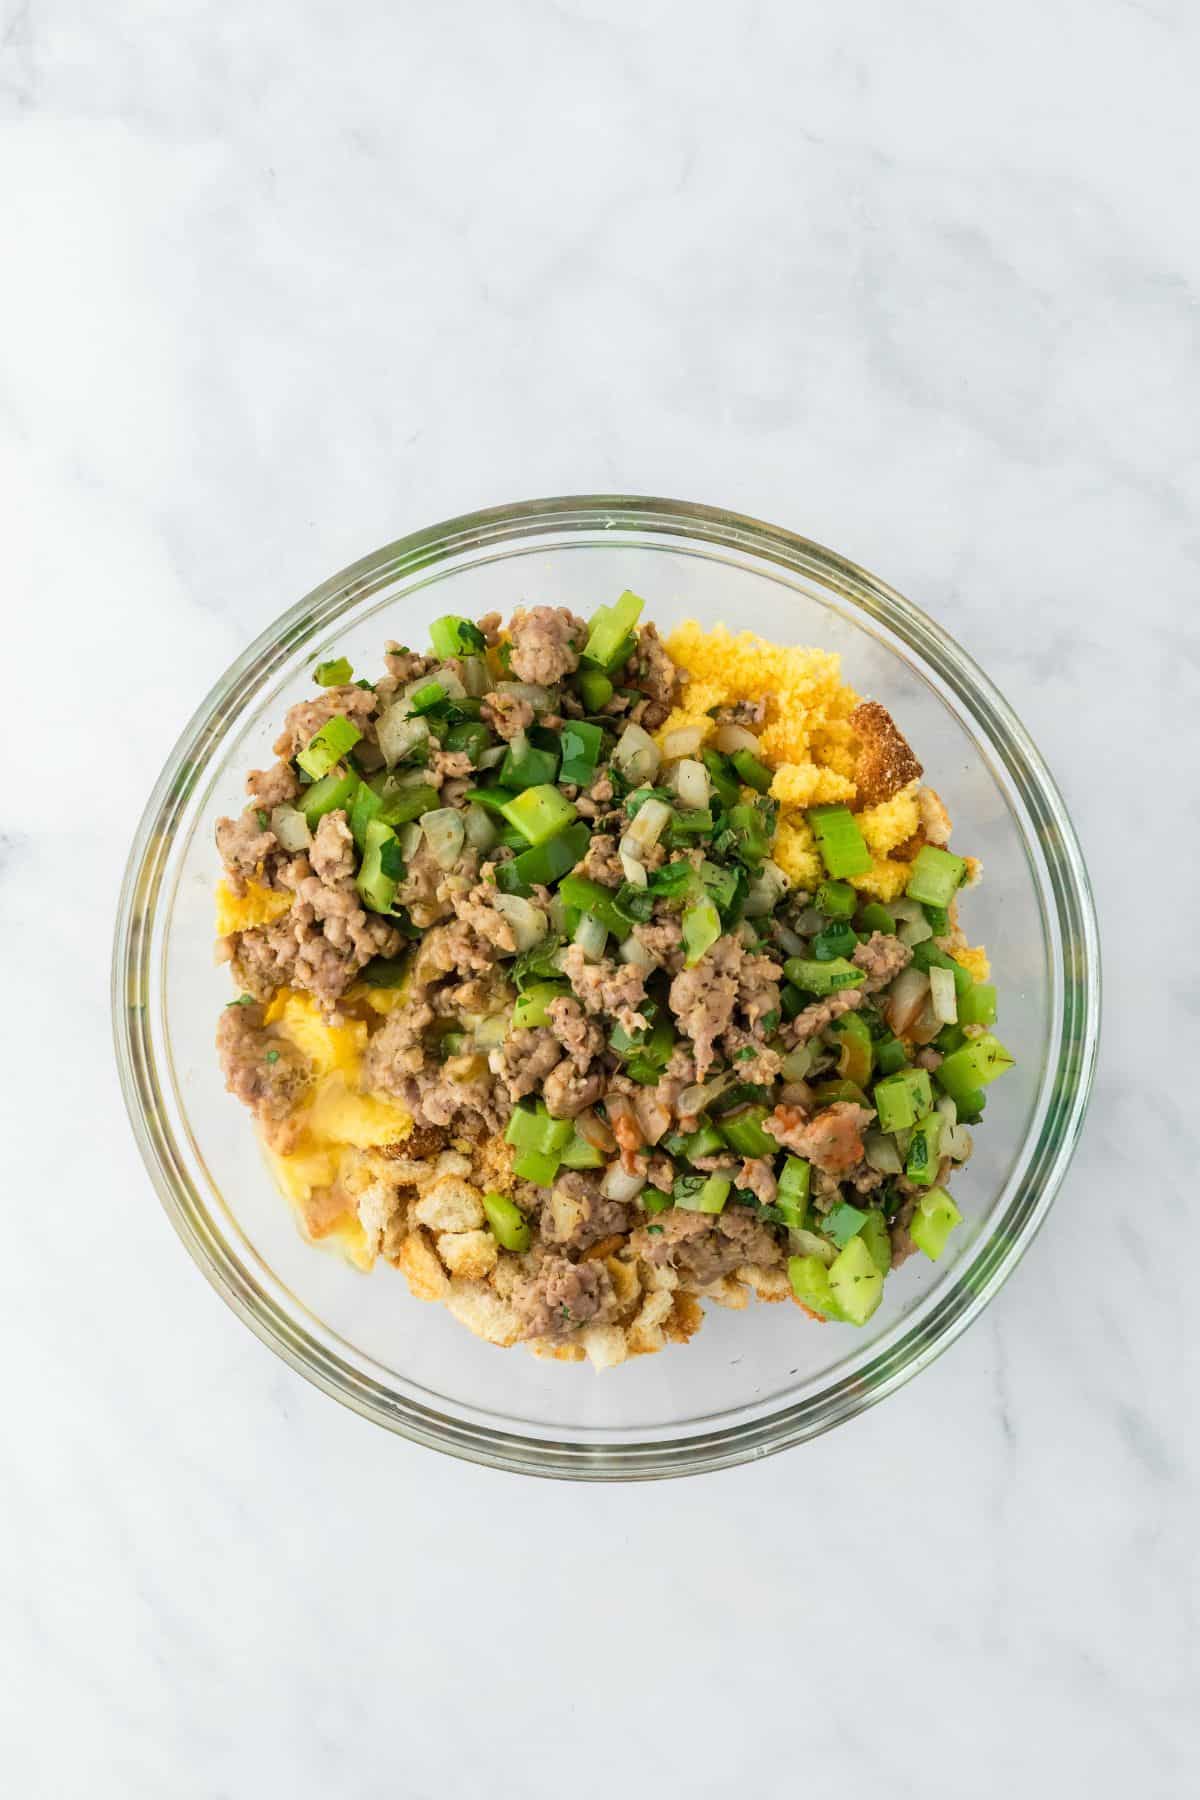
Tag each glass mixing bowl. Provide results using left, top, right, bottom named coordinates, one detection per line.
left=112, top=496, right=1100, bottom=1480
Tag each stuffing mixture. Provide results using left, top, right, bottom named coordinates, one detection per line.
left=213, top=596, right=1012, bottom=1367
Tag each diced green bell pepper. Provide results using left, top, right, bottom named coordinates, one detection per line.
left=464, top=786, right=516, bottom=817
left=504, top=1103, right=574, bottom=1156
left=682, top=898, right=721, bottom=966
left=859, top=901, right=897, bottom=935
left=958, top=982, right=997, bottom=1028
left=858, top=1208, right=892, bottom=1276
left=582, top=589, right=644, bottom=670
left=811, top=921, right=859, bottom=962
left=443, top=719, right=491, bottom=765
left=873, top=1031, right=909, bottom=1076
left=499, top=820, right=589, bottom=893
left=499, top=784, right=577, bottom=847
left=511, top=1147, right=560, bottom=1186
left=909, top=1186, right=962, bottom=1261
left=807, top=804, right=872, bottom=879
left=822, top=1200, right=868, bottom=1248
left=577, top=669, right=614, bottom=711
left=557, top=873, right=633, bottom=940
left=559, top=720, right=604, bottom=786
left=558, top=1132, right=605, bottom=1170
left=408, top=680, right=447, bottom=716
left=905, top=844, right=966, bottom=907
left=512, top=982, right=568, bottom=1029
left=355, top=818, right=404, bottom=914
left=500, top=733, right=559, bottom=791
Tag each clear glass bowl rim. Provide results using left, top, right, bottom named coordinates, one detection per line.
left=112, top=494, right=1101, bottom=1481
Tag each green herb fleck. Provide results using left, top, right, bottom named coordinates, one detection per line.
left=736, top=1047, right=757, bottom=1062
left=760, top=1009, right=780, bottom=1032
left=264, top=1049, right=280, bottom=1065
left=256, top=809, right=269, bottom=829
left=646, top=1224, right=663, bottom=1235
left=226, top=994, right=255, bottom=1008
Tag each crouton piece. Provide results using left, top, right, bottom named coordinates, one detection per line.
left=851, top=700, right=923, bottom=808
left=604, top=1255, right=643, bottom=1314
left=738, top=1263, right=792, bottom=1303
left=525, top=1338, right=586, bottom=1362
left=627, top=1289, right=674, bottom=1356
left=664, top=1291, right=705, bottom=1343
left=395, top=1226, right=450, bottom=1301
left=413, top=1174, right=484, bottom=1233
left=582, top=1234, right=625, bottom=1262
left=917, top=784, right=952, bottom=846
left=355, top=1177, right=403, bottom=1259
left=697, top=1274, right=750, bottom=1310
left=436, top=1229, right=498, bottom=1281
left=580, top=1323, right=628, bottom=1370
left=444, top=1279, right=521, bottom=1347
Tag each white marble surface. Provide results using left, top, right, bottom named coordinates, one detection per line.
left=3, top=1, right=1197, bottom=1793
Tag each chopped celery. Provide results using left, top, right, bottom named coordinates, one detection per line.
left=823, top=1201, right=868, bottom=1248
left=582, top=589, right=644, bottom=670
left=788, top=1254, right=848, bottom=1321
left=783, top=956, right=865, bottom=997
left=300, top=767, right=358, bottom=829
left=809, top=1078, right=871, bottom=1107
left=559, top=721, right=604, bottom=786
left=348, top=779, right=384, bottom=849
left=935, top=1034, right=1014, bottom=1106
left=815, top=880, right=857, bottom=919
left=807, top=804, right=872, bottom=879
left=356, top=819, right=403, bottom=914
left=676, top=1174, right=731, bottom=1215
left=511, top=1147, right=560, bottom=1186
left=958, top=982, right=997, bottom=1028
left=408, top=680, right=447, bottom=715
left=780, top=982, right=805, bottom=1020
left=811, top=921, right=859, bottom=962
left=501, top=820, right=589, bottom=892
left=429, top=614, right=487, bottom=659
left=504, top=1103, right=574, bottom=1156
left=512, top=982, right=568, bottom=1029
left=702, top=749, right=742, bottom=810
left=909, top=1186, right=962, bottom=1261
left=911, top=939, right=972, bottom=997
left=577, top=669, right=614, bottom=711
left=905, top=844, right=966, bottom=907
left=873, top=1031, right=909, bottom=1076
left=499, top=784, right=577, bottom=846
left=558, top=873, right=633, bottom=940
left=358, top=775, right=439, bottom=838
left=642, top=1189, right=671, bottom=1216
left=668, top=807, right=715, bottom=842
left=444, top=719, right=490, bottom=765
left=776, top=1156, right=812, bottom=1228
left=296, top=713, right=363, bottom=780
left=558, top=1132, right=605, bottom=1170
left=313, top=656, right=353, bottom=686
left=625, top=1016, right=677, bottom=1084
left=464, top=786, right=517, bottom=817
left=683, top=1122, right=726, bottom=1161
left=717, top=1105, right=777, bottom=1159
left=682, top=898, right=721, bottom=966
left=873, top=1067, right=934, bottom=1132
left=730, top=749, right=773, bottom=793
left=859, top=901, right=897, bottom=935
left=500, top=733, right=559, bottom=791
left=482, top=1191, right=532, bottom=1251
left=922, top=902, right=951, bottom=934
left=728, top=802, right=770, bottom=863
left=858, top=1209, right=892, bottom=1276
left=827, top=1234, right=884, bottom=1324
left=833, top=1012, right=874, bottom=1086
left=905, top=1111, right=943, bottom=1186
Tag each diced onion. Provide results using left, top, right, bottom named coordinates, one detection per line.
left=576, top=1110, right=617, bottom=1153
left=406, top=669, right=464, bottom=701
left=885, top=967, right=930, bottom=1035
left=573, top=911, right=608, bottom=961
left=899, top=915, right=934, bottom=948
left=477, top=744, right=508, bottom=769
left=628, top=796, right=672, bottom=848
left=943, top=1124, right=973, bottom=1162
left=473, top=1013, right=509, bottom=1049
left=663, top=726, right=705, bottom=760
left=397, top=821, right=423, bottom=860
left=620, top=851, right=647, bottom=886
left=714, top=724, right=760, bottom=755
left=619, top=934, right=656, bottom=969
left=613, top=723, right=661, bottom=784
left=672, top=757, right=710, bottom=810
left=420, top=806, right=466, bottom=870
left=377, top=707, right=430, bottom=767
left=463, top=801, right=498, bottom=852
left=789, top=1228, right=836, bottom=1267
left=889, top=896, right=925, bottom=924
left=935, top=1094, right=958, bottom=1128
left=793, top=906, right=825, bottom=935
left=493, top=893, right=548, bottom=952
left=634, top=1092, right=671, bottom=1145
left=677, top=1072, right=735, bottom=1119
left=772, top=922, right=807, bottom=957
left=495, top=680, right=553, bottom=712
left=929, top=965, right=958, bottom=1024
left=744, top=859, right=791, bottom=918
left=460, top=655, right=490, bottom=697
left=864, top=1131, right=903, bottom=1175
left=601, top=1161, right=647, bottom=1203
left=269, top=804, right=312, bottom=851
left=780, top=1045, right=814, bottom=1082
left=778, top=1080, right=814, bottom=1108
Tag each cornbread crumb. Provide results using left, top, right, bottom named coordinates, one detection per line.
left=850, top=701, right=923, bottom=808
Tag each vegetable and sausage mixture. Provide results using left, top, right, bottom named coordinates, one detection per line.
left=214, top=596, right=1013, bottom=1366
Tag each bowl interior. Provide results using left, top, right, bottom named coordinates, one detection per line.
left=121, top=502, right=1095, bottom=1476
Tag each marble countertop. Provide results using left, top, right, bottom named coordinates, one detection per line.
left=4, top=2, right=1196, bottom=1793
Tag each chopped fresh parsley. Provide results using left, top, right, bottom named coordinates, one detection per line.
left=264, top=1049, right=280, bottom=1065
